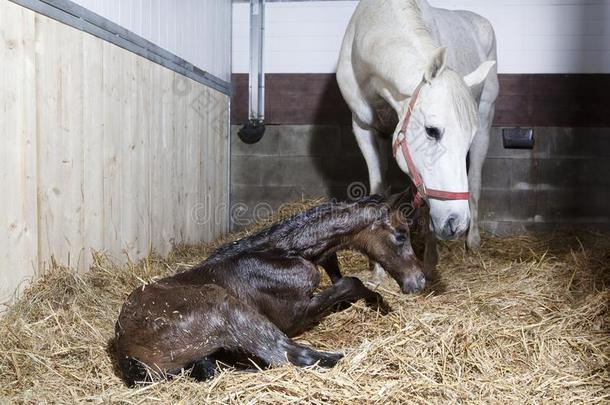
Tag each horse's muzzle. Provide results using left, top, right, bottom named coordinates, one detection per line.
left=437, top=214, right=468, bottom=240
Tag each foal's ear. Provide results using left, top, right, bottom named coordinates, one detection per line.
left=385, top=190, right=411, bottom=210
left=464, top=60, right=496, bottom=88
left=386, top=190, right=413, bottom=228
left=382, top=186, right=392, bottom=200
left=424, top=47, right=447, bottom=83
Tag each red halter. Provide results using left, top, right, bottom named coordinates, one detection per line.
left=392, top=79, right=470, bottom=208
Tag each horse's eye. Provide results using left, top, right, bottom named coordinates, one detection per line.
left=425, top=126, right=442, bottom=140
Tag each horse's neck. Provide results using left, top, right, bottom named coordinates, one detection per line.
left=414, top=0, right=433, bottom=18
left=374, top=0, right=439, bottom=111
left=396, top=0, right=439, bottom=57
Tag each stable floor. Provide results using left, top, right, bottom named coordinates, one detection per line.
left=1, top=203, right=608, bottom=404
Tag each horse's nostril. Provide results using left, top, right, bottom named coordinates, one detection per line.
left=442, top=215, right=459, bottom=238
left=446, top=215, right=457, bottom=234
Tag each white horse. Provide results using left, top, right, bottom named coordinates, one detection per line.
left=337, top=0, right=498, bottom=275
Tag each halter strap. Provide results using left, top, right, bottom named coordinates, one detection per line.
left=392, top=78, right=470, bottom=208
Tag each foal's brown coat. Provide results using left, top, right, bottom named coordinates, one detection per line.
left=115, top=193, right=424, bottom=385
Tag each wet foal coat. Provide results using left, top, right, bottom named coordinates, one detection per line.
left=115, top=194, right=423, bottom=386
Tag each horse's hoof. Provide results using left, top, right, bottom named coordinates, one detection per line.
left=466, top=231, right=481, bottom=251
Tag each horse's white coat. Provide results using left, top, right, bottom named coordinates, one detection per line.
left=337, top=0, right=499, bottom=263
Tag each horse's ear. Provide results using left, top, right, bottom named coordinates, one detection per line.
left=464, top=60, right=496, bottom=88
left=424, top=47, right=447, bottom=83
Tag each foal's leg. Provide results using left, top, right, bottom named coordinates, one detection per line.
left=184, top=357, right=217, bottom=381
left=287, top=277, right=391, bottom=336
left=319, top=253, right=342, bottom=283
left=224, top=297, right=343, bottom=368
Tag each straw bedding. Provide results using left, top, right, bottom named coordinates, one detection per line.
left=1, top=201, right=608, bottom=404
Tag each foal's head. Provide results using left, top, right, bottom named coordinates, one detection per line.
left=352, top=192, right=425, bottom=294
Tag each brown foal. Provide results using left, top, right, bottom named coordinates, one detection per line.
left=115, top=192, right=424, bottom=386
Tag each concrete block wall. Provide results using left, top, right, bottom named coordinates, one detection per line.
left=229, top=1, right=610, bottom=233
left=231, top=125, right=610, bottom=233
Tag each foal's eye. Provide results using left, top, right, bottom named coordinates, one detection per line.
left=393, top=232, right=407, bottom=246
left=425, top=126, right=442, bottom=140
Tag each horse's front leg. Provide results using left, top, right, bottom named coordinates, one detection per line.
left=353, top=116, right=388, bottom=195
left=287, top=277, right=391, bottom=336
left=467, top=78, right=497, bottom=250
left=353, top=117, right=392, bottom=286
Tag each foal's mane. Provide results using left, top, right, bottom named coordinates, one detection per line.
left=205, top=195, right=388, bottom=263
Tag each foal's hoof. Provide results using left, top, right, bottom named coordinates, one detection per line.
left=288, top=346, right=343, bottom=368
left=316, top=351, right=344, bottom=368
left=366, top=293, right=392, bottom=315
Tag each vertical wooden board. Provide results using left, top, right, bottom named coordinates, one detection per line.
left=149, top=62, right=166, bottom=255
left=82, top=33, right=104, bottom=271
left=134, top=55, right=152, bottom=257
left=209, top=88, right=220, bottom=238
left=0, top=1, right=9, bottom=304
left=162, top=66, right=176, bottom=253
left=58, top=22, right=85, bottom=269
left=154, top=65, right=175, bottom=255
left=214, top=91, right=228, bottom=237
left=172, top=71, right=187, bottom=244
left=119, top=49, right=139, bottom=261
left=206, top=89, right=220, bottom=240
left=101, top=42, right=123, bottom=261
left=35, top=15, right=85, bottom=270
left=184, top=77, right=202, bottom=243
left=223, top=94, right=230, bottom=233
left=34, top=14, right=59, bottom=270
left=200, top=86, right=212, bottom=242
left=217, top=93, right=230, bottom=235
left=212, top=91, right=225, bottom=236
left=0, top=2, right=37, bottom=305
left=220, top=93, right=230, bottom=235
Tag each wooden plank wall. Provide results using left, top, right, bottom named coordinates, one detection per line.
left=0, top=1, right=230, bottom=307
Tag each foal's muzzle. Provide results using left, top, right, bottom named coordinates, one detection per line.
left=401, top=272, right=426, bottom=294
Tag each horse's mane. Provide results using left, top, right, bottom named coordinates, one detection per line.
left=397, top=0, right=480, bottom=132
left=442, top=71, right=480, bottom=133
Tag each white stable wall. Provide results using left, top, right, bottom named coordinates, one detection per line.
left=232, top=0, right=610, bottom=74
left=72, top=0, right=232, bottom=81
